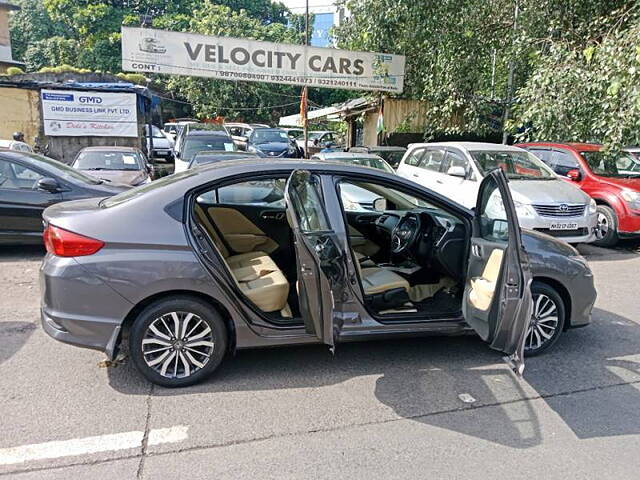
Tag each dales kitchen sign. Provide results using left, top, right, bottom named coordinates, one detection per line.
left=122, top=27, right=405, bottom=93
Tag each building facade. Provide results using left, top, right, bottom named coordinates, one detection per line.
left=280, top=0, right=347, bottom=47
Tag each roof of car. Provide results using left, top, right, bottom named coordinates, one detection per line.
left=516, top=142, right=602, bottom=152
left=352, top=145, right=406, bottom=152
left=79, top=146, right=141, bottom=152
left=410, top=141, right=526, bottom=152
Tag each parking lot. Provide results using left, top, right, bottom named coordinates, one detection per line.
left=1, top=240, right=640, bottom=479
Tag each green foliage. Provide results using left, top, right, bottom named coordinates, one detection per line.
left=24, top=37, right=79, bottom=71
left=9, top=0, right=69, bottom=62
left=334, top=0, right=635, bottom=141
left=6, top=67, right=25, bottom=75
left=38, top=64, right=91, bottom=74
left=116, top=73, right=148, bottom=85
left=512, top=16, right=640, bottom=152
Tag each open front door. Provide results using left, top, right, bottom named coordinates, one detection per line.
left=285, top=170, right=347, bottom=349
left=462, top=169, right=533, bottom=375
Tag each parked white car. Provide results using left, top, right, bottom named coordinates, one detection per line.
left=397, top=142, right=598, bottom=243
left=0, top=140, right=33, bottom=153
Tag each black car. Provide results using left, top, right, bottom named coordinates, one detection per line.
left=188, top=151, right=261, bottom=169
left=246, top=128, right=301, bottom=158
left=0, top=150, right=128, bottom=244
left=174, top=126, right=236, bottom=173
left=349, top=146, right=408, bottom=169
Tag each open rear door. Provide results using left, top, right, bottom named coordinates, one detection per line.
left=285, top=170, right=347, bottom=350
left=462, top=169, right=533, bottom=375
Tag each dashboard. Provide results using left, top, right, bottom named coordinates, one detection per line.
left=373, top=209, right=467, bottom=279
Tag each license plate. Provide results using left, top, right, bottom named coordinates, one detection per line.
left=550, top=222, right=578, bottom=230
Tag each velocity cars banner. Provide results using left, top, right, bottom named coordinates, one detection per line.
left=121, top=27, right=406, bottom=93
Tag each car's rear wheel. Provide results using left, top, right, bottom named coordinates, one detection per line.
left=524, top=282, right=565, bottom=357
left=593, top=205, right=618, bottom=247
left=129, top=297, right=227, bottom=387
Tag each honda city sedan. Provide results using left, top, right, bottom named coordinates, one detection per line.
left=40, top=160, right=596, bottom=387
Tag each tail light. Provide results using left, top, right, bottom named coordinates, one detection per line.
left=43, top=225, right=104, bottom=257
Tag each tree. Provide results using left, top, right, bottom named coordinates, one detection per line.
left=512, top=11, right=640, bottom=151
left=333, top=0, right=635, bottom=139
left=9, top=0, right=69, bottom=62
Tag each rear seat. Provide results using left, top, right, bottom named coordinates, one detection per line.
left=195, top=205, right=290, bottom=312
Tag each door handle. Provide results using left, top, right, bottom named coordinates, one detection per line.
left=436, top=179, right=444, bottom=184
left=412, top=173, right=419, bottom=178
left=471, top=244, right=482, bottom=257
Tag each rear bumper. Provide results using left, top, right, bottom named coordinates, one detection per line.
left=40, top=254, right=133, bottom=359
left=567, top=264, right=597, bottom=328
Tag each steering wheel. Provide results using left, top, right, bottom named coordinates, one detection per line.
left=391, top=212, right=421, bottom=255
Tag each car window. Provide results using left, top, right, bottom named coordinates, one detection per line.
left=471, top=150, right=555, bottom=179
left=403, top=148, right=425, bottom=167
left=206, top=179, right=286, bottom=207
left=0, top=159, right=43, bottom=190
left=289, top=174, right=331, bottom=232
left=73, top=151, right=143, bottom=171
left=550, top=150, right=579, bottom=176
left=419, top=148, right=446, bottom=172
left=528, top=148, right=551, bottom=165
left=444, top=149, right=470, bottom=176
left=479, top=177, right=509, bottom=242
left=183, top=136, right=236, bottom=160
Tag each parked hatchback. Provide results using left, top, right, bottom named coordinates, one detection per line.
left=41, top=161, right=595, bottom=387
left=0, top=150, right=127, bottom=244
left=518, top=143, right=640, bottom=246
left=72, top=146, right=151, bottom=186
left=397, top=142, right=597, bottom=244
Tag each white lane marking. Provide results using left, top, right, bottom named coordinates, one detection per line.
left=0, top=425, right=188, bottom=466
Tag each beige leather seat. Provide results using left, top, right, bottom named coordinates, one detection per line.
left=468, top=248, right=504, bottom=311
left=360, top=267, right=410, bottom=295
left=194, top=205, right=289, bottom=312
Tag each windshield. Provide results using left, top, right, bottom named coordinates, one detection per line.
left=332, top=156, right=394, bottom=173
left=183, top=137, right=236, bottom=160
left=471, top=150, right=555, bottom=179
left=20, top=153, right=103, bottom=185
left=145, top=125, right=165, bottom=139
left=581, top=151, right=640, bottom=177
left=251, top=130, right=289, bottom=144
left=377, top=150, right=405, bottom=167
left=73, top=151, right=143, bottom=171
left=309, top=132, right=324, bottom=140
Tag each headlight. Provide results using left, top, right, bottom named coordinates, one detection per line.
left=514, top=201, right=535, bottom=218
left=620, top=189, right=640, bottom=210
left=588, top=198, right=597, bottom=214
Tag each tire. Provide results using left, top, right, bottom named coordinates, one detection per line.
left=593, top=205, right=619, bottom=247
left=129, top=296, right=228, bottom=388
left=524, top=282, right=565, bottom=357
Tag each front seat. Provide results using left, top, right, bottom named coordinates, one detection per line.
left=360, top=267, right=409, bottom=295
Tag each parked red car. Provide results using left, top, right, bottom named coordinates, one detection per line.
left=517, top=143, right=640, bottom=246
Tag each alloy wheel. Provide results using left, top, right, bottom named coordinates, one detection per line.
left=525, top=293, right=559, bottom=352
left=595, top=212, right=609, bottom=239
left=141, top=311, right=214, bottom=379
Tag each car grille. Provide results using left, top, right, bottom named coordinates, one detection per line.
left=534, top=227, right=589, bottom=238
left=532, top=204, right=586, bottom=217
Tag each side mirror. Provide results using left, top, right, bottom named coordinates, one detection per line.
left=373, top=197, right=387, bottom=212
left=492, top=219, right=509, bottom=240
left=36, top=177, right=61, bottom=193
left=447, top=166, right=467, bottom=178
left=313, top=139, right=319, bottom=146
left=174, top=151, right=180, bottom=159
left=566, top=169, right=581, bottom=181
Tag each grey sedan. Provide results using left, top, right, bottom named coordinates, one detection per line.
left=40, top=160, right=596, bottom=387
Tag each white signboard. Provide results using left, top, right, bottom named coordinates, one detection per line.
left=41, top=89, right=138, bottom=137
left=122, top=27, right=405, bottom=93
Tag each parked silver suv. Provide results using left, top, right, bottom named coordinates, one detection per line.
left=397, top=142, right=597, bottom=243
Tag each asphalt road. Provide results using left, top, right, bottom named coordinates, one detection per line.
left=1, top=240, right=640, bottom=479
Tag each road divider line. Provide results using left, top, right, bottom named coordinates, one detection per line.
left=0, top=425, right=188, bottom=466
